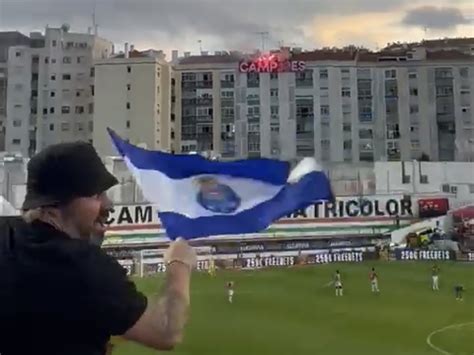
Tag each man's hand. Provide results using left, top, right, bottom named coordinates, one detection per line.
left=164, top=237, right=198, bottom=269
left=123, top=238, right=197, bottom=350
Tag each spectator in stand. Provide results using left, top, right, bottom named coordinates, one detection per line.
left=0, top=142, right=197, bottom=355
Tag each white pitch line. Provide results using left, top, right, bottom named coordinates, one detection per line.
left=426, top=321, right=474, bottom=355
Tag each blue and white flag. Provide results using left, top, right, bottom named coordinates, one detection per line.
left=108, top=129, right=333, bottom=239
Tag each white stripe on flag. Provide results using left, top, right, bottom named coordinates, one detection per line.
left=123, top=157, right=284, bottom=218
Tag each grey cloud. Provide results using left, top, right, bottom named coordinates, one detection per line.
left=402, top=6, right=469, bottom=29
left=0, top=0, right=414, bottom=50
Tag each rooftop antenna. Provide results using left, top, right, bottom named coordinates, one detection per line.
left=198, top=40, right=203, bottom=53
left=255, top=31, right=269, bottom=51
left=92, top=1, right=98, bottom=35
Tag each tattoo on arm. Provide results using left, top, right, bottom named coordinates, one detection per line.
left=153, top=270, right=190, bottom=342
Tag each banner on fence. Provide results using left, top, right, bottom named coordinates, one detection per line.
left=394, top=249, right=455, bottom=261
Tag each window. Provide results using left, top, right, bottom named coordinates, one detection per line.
left=15, top=51, right=21, bottom=57
left=341, top=88, right=351, bottom=97
left=126, top=102, right=131, bottom=110
left=343, top=123, right=351, bottom=132
left=61, top=122, right=70, bottom=131
left=410, top=105, right=419, bottom=114
left=411, top=139, right=420, bottom=149
left=62, top=74, right=71, bottom=81
left=51, top=74, right=56, bottom=81
left=270, top=89, right=279, bottom=97
left=408, top=72, right=418, bottom=79
left=221, top=91, right=233, bottom=98
left=12, top=138, right=21, bottom=145
left=469, top=184, right=474, bottom=194
left=45, top=57, right=49, bottom=64
left=436, top=86, right=453, bottom=96
left=77, top=56, right=84, bottom=64
left=49, top=124, right=54, bottom=131
left=222, top=107, right=234, bottom=117
left=90, top=68, right=95, bottom=78
left=343, top=140, right=352, bottom=150
left=31, top=90, right=38, bottom=98
left=410, top=87, right=418, bottom=96
left=14, top=104, right=22, bottom=109
left=76, top=90, right=82, bottom=97
left=62, top=56, right=71, bottom=64
left=320, top=105, right=330, bottom=115
left=127, top=84, right=131, bottom=91
left=90, top=85, right=95, bottom=96
left=247, top=106, right=260, bottom=116
left=52, top=40, right=57, bottom=47
left=13, top=120, right=22, bottom=127
left=126, top=120, right=130, bottom=128
left=88, top=121, right=93, bottom=132
left=43, top=108, right=48, bottom=115
left=49, top=107, right=55, bottom=114
left=270, top=73, right=278, bottom=80
left=51, top=58, right=56, bottom=64
left=248, top=123, right=260, bottom=132
left=321, top=139, right=330, bottom=148
left=460, top=67, right=469, bottom=78
left=75, top=106, right=84, bottom=114
left=319, top=69, right=328, bottom=79
left=359, top=128, right=373, bottom=139
left=76, top=123, right=84, bottom=131
left=50, top=91, right=55, bottom=98
left=341, top=68, right=350, bottom=75
left=88, top=103, right=94, bottom=114
left=271, top=106, right=279, bottom=116
left=410, top=125, right=419, bottom=133
left=61, top=106, right=70, bottom=114
left=385, top=69, right=396, bottom=79
left=320, top=87, right=329, bottom=98
left=127, top=66, right=131, bottom=73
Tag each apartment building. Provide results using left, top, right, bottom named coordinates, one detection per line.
left=93, top=48, right=172, bottom=156
left=4, top=26, right=113, bottom=156
left=173, top=40, right=474, bottom=162
left=0, top=32, right=32, bottom=151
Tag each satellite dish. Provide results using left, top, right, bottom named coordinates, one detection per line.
left=61, top=23, right=70, bottom=33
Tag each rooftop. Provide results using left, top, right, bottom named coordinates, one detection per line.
left=178, top=54, right=241, bottom=65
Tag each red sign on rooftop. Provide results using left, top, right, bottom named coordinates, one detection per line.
left=239, top=54, right=306, bottom=73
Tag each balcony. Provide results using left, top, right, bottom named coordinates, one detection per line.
left=182, top=80, right=213, bottom=89
left=296, top=131, right=314, bottom=140
left=182, top=97, right=213, bottom=106
left=197, top=115, right=212, bottom=122
left=247, top=99, right=260, bottom=106
left=436, top=112, right=455, bottom=123
left=221, top=80, right=234, bottom=88
left=387, top=149, right=401, bottom=161
left=247, top=80, right=259, bottom=88
left=221, top=98, right=234, bottom=107
left=295, top=79, right=313, bottom=88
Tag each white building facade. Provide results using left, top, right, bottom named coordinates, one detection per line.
left=174, top=44, right=474, bottom=163
left=93, top=50, right=172, bottom=157
left=4, top=26, right=113, bottom=156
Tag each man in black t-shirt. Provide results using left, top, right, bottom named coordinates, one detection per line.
left=0, top=142, right=196, bottom=355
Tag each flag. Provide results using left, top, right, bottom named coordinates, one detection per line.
left=108, top=129, right=333, bottom=239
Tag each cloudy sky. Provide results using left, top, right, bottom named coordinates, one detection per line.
left=0, top=0, right=473, bottom=57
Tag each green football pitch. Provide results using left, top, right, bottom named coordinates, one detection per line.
left=114, top=261, right=474, bottom=355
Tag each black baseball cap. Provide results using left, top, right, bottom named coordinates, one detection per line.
left=22, top=142, right=118, bottom=210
